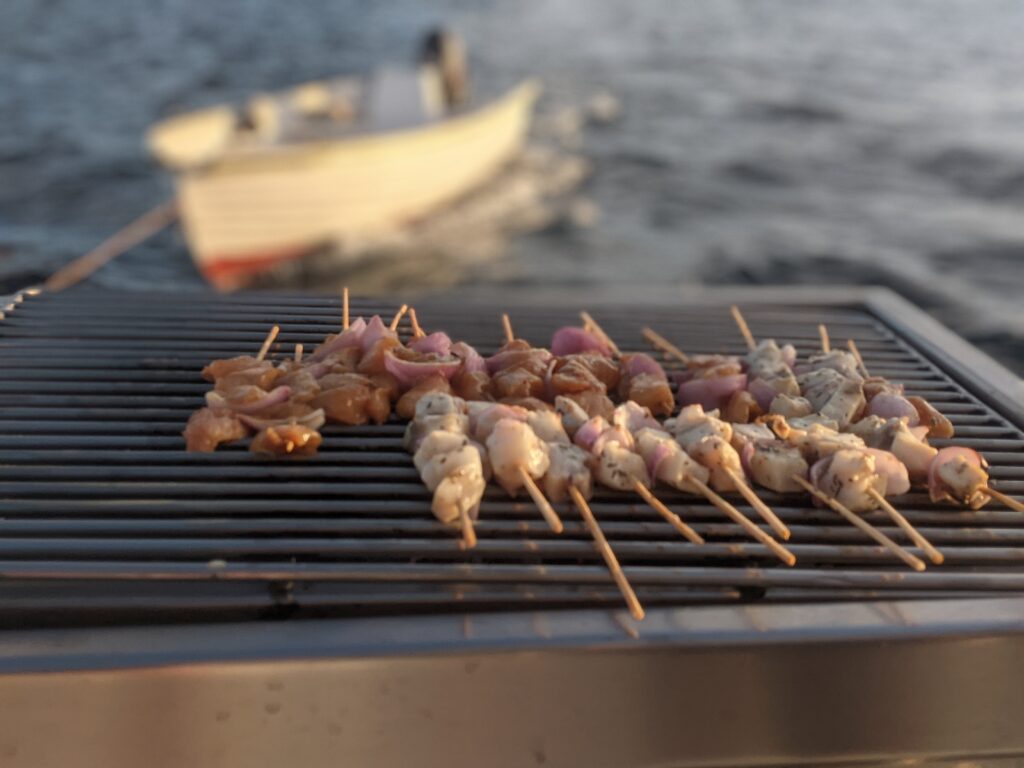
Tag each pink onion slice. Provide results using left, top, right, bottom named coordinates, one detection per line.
left=383, top=350, right=462, bottom=389
left=550, top=326, right=611, bottom=357
left=310, top=317, right=367, bottom=361
left=675, top=373, right=748, bottom=410
left=237, top=408, right=326, bottom=431
left=867, top=393, right=920, bottom=425
left=573, top=417, right=608, bottom=453
left=451, top=341, right=487, bottom=374
left=623, top=353, right=666, bottom=380
left=206, top=385, right=293, bottom=414
left=410, top=332, right=452, bottom=357
left=359, top=315, right=398, bottom=353
left=747, top=378, right=780, bottom=411
left=646, top=441, right=675, bottom=479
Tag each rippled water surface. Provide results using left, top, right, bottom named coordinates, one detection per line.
left=2, top=0, right=1023, bottom=371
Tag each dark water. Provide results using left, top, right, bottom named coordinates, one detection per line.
left=2, top=0, right=1022, bottom=372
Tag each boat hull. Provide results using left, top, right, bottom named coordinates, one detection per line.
left=173, top=81, right=540, bottom=290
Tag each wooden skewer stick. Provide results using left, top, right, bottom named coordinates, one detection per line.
left=43, top=199, right=179, bottom=293
left=518, top=466, right=564, bottom=533
left=294, top=344, right=303, bottom=364
left=569, top=486, right=645, bottom=621
left=642, top=327, right=690, bottom=364
left=686, top=476, right=796, bottom=566
left=501, top=313, right=515, bottom=345
left=730, top=305, right=756, bottom=351
left=847, top=339, right=870, bottom=378
left=342, top=287, right=350, bottom=330
left=791, top=475, right=925, bottom=572
left=389, top=304, right=409, bottom=331
left=725, top=468, right=792, bottom=541
left=256, top=325, right=280, bottom=362
left=633, top=481, right=704, bottom=545
left=818, top=323, right=831, bottom=353
left=866, top=488, right=944, bottom=565
left=580, top=311, right=622, bottom=357
left=983, top=486, right=1024, bottom=513
left=459, top=507, right=478, bottom=549
left=409, top=308, right=426, bottom=339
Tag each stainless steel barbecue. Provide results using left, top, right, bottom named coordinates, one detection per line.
left=1, top=285, right=1023, bottom=768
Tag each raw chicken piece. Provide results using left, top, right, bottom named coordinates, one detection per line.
left=183, top=408, right=248, bottom=453
left=486, top=419, right=550, bottom=496
left=796, top=350, right=863, bottom=382
left=810, top=449, right=886, bottom=513
left=527, top=410, right=570, bottom=445
left=201, top=356, right=271, bottom=383
left=747, top=441, right=809, bottom=494
left=403, top=411, right=470, bottom=453
left=745, top=340, right=800, bottom=404
left=667, top=405, right=733, bottom=451
left=847, top=415, right=937, bottom=482
left=469, top=403, right=529, bottom=443
left=634, top=428, right=710, bottom=489
left=797, top=368, right=865, bottom=428
left=689, top=435, right=744, bottom=492
left=928, top=447, right=989, bottom=509
left=250, top=423, right=323, bottom=458
left=543, top=443, right=594, bottom=502
left=415, top=392, right=467, bottom=418
left=414, top=432, right=487, bottom=525
left=769, top=394, right=813, bottom=418
left=612, top=401, right=660, bottom=435
left=555, top=395, right=590, bottom=438
left=592, top=443, right=650, bottom=491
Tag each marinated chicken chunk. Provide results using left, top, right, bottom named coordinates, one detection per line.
left=183, top=408, right=248, bottom=453
left=394, top=374, right=452, bottom=420
left=250, top=423, right=323, bottom=458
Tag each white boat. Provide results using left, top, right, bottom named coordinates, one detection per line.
left=146, top=33, right=540, bottom=289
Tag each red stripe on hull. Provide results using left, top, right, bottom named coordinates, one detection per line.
left=199, top=244, right=314, bottom=290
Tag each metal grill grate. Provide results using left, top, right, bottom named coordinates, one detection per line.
left=1, top=288, right=1022, bottom=628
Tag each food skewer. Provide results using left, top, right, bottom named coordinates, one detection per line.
left=501, top=313, right=516, bottom=346
left=409, top=307, right=426, bottom=339
left=792, top=474, right=925, bottom=571
left=342, top=286, right=350, bottom=330
left=256, top=325, right=280, bottom=362
left=294, top=344, right=303, bottom=364
left=865, top=488, right=944, bottom=564
left=642, top=327, right=689, bottom=364
left=847, top=338, right=870, bottom=378
left=730, top=305, right=756, bottom=351
left=982, top=487, right=1024, bottom=513
left=519, top=466, right=565, bottom=533
left=569, top=485, right=645, bottom=621
left=818, top=324, right=830, bottom=353
left=580, top=311, right=622, bottom=357
left=632, top=481, right=704, bottom=545
left=389, top=304, right=409, bottom=331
